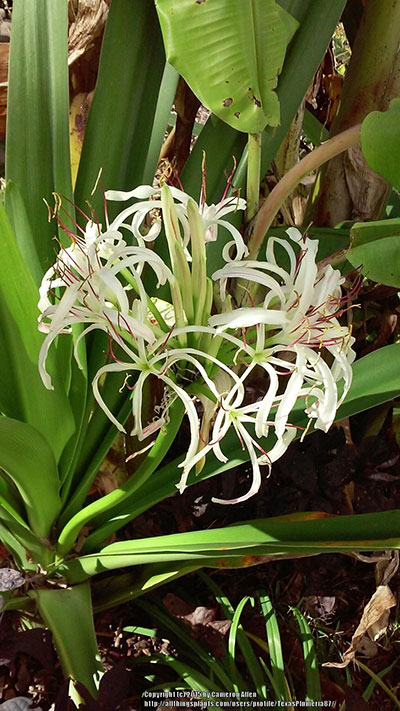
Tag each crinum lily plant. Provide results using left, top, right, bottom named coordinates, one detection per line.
left=0, top=175, right=361, bottom=702
left=39, top=182, right=355, bottom=506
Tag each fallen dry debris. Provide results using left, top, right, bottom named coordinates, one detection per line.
left=324, top=551, right=398, bottom=668
left=68, top=0, right=109, bottom=66
left=163, top=592, right=231, bottom=657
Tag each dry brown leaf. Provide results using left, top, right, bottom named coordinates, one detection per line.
left=324, top=584, right=396, bottom=668
left=68, top=0, right=109, bottom=66
left=376, top=550, right=399, bottom=587
left=163, top=592, right=193, bottom=617
left=162, top=593, right=231, bottom=656
left=92, top=467, right=121, bottom=495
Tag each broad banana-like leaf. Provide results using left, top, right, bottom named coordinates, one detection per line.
left=348, top=241, right=400, bottom=288
left=233, top=0, right=347, bottom=188
left=0, top=205, right=74, bottom=462
left=155, top=0, right=299, bottom=133
left=0, top=418, right=61, bottom=540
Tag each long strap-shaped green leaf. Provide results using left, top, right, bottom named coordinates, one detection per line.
left=62, top=1, right=177, bottom=487
left=259, top=593, right=291, bottom=702
left=5, top=0, right=73, bottom=269
left=57, top=400, right=185, bottom=556
left=4, top=181, right=43, bottom=287
left=0, top=512, right=43, bottom=569
left=0, top=418, right=61, bottom=540
left=61, top=507, right=400, bottom=583
left=59, top=389, right=132, bottom=523
left=33, top=582, right=104, bottom=699
left=292, top=608, right=321, bottom=702
left=75, top=0, right=170, bottom=221
left=0, top=205, right=75, bottom=462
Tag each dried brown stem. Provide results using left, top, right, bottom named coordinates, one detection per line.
left=247, top=123, right=362, bottom=261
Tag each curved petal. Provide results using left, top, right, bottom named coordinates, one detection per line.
left=209, top=307, right=288, bottom=331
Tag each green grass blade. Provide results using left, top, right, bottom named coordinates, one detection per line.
left=362, top=659, right=398, bottom=703
left=258, top=655, right=293, bottom=706
left=356, top=660, right=400, bottom=709
left=198, top=572, right=235, bottom=619
left=134, top=598, right=234, bottom=690
left=5, top=0, right=73, bottom=269
left=292, top=607, right=321, bottom=702
left=259, top=592, right=291, bottom=701
left=228, top=596, right=261, bottom=695
left=136, top=599, right=213, bottom=674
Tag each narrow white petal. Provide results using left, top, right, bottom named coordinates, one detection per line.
left=212, top=423, right=262, bottom=505
left=258, top=428, right=297, bottom=466
left=209, top=308, right=288, bottom=330
left=255, top=362, right=279, bottom=438
left=105, top=186, right=157, bottom=201
left=92, top=362, right=140, bottom=433
left=274, top=348, right=306, bottom=437
left=266, top=235, right=297, bottom=275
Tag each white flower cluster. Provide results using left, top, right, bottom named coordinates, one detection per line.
left=38, top=184, right=355, bottom=504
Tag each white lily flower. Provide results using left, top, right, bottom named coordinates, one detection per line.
left=179, top=363, right=298, bottom=504
left=37, top=214, right=171, bottom=388
left=210, top=228, right=356, bottom=441
left=105, top=183, right=248, bottom=260
left=38, top=185, right=356, bottom=509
